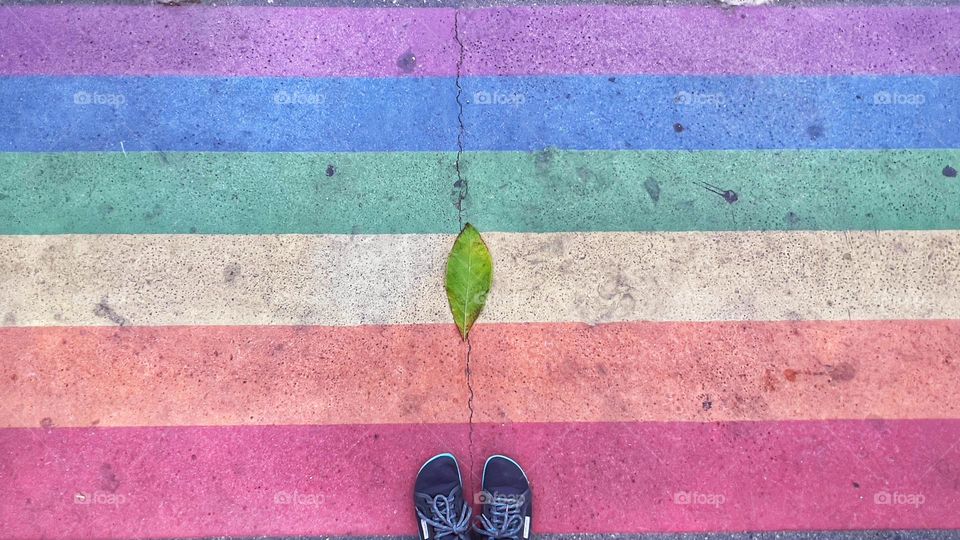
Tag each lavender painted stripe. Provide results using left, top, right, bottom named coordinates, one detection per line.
left=1, top=6, right=959, bottom=77
left=0, top=7, right=458, bottom=78
left=460, top=6, right=960, bottom=76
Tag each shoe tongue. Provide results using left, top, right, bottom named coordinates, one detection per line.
left=437, top=480, right=461, bottom=497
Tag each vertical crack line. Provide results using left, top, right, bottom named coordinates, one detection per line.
left=465, top=336, right=476, bottom=487
left=452, top=7, right=475, bottom=489
left=453, top=9, right=467, bottom=231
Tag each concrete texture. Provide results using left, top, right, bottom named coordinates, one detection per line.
left=3, top=7, right=959, bottom=76
left=4, top=320, right=960, bottom=427
left=143, top=536, right=960, bottom=540
left=2, top=1, right=960, bottom=539
left=3, top=421, right=960, bottom=536
left=2, top=150, right=959, bottom=234
left=3, top=231, right=960, bottom=326
left=4, top=0, right=960, bottom=4
left=4, top=75, right=960, bottom=151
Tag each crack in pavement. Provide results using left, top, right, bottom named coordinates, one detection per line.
left=451, top=9, right=477, bottom=487
left=453, top=9, right=468, bottom=231
left=465, top=337, right=477, bottom=485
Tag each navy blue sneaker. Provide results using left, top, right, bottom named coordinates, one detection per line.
left=414, top=453, right=472, bottom=540
left=474, top=455, right=532, bottom=540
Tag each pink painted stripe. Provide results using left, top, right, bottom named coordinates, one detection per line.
left=2, top=420, right=958, bottom=538
left=1, top=7, right=959, bottom=77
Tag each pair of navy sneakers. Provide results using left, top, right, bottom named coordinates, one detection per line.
left=414, top=453, right=532, bottom=540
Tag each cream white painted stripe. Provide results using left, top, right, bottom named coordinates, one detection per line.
left=0, top=231, right=958, bottom=327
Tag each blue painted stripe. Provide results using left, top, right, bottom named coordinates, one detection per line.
left=1, top=75, right=957, bottom=151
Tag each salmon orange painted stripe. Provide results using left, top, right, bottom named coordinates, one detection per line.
left=2, top=320, right=959, bottom=428
left=2, top=231, right=959, bottom=327
left=1, top=420, right=958, bottom=537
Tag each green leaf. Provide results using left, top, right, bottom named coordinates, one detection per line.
left=445, top=223, right=493, bottom=340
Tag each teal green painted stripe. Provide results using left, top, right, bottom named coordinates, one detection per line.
left=1, top=150, right=958, bottom=235
left=0, top=152, right=459, bottom=235
left=464, top=149, right=960, bottom=233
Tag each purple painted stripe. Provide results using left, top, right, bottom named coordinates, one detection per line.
left=0, top=7, right=458, bottom=78
left=1, top=6, right=958, bottom=77
left=461, top=6, right=960, bottom=75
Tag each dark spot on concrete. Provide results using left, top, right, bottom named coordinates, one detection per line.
left=564, top=93, right=571, bottom=99
left=702, top=397, right=713, bottom=411
left=944, top=165, right=958, bottom=178
left=785, top=211, right=800, bottom=226
left=91, top=419, right=100, bottom=426
left=397, top=51, right=417, bottom=73
left=673, top=123, right=685, bottom=133
left=806, top=124, right=825, bottom=140
left=223, top=263, right=241, bottom=284
left=828, top=362, right=856, bottom=382
left=762, top=369, right=778, bottom=392
left=696, top=181, right=738, bottom=204
left=325, top=164, right=336, bottom=177
left=607, top=77, right=617, bottom=83
left=40, top=417, right=53, bottom=429
left=99, top=203, right=115, bottom=214
left=143, top=204, right=163, bottom=221
left=100, top=463, right=120, bottom=492
left=852, top=481, right=860, bottom=489
left=644, top=178, right=661, bottom=203
left=783, top=368, right=799, bottom=382
left=191, top=454, right=197, bottom=461
left=3, top=312, right=15, bottom=325
left=93, top=299, right=127, bottom=327
left=451, top=183, right=467, bottom=210
left=534, top=148, right=557, bottom=173
left=189, top=226, right=198, bottom=233
left=10, top=374, right=17, bottom=382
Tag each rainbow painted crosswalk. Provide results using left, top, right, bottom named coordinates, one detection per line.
left=1, top=3, right=959, bottom=539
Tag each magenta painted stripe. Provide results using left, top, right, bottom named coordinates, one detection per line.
left=1, top=7, right=959, bottom=76
left=2, top=420, right=959, bottom=538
